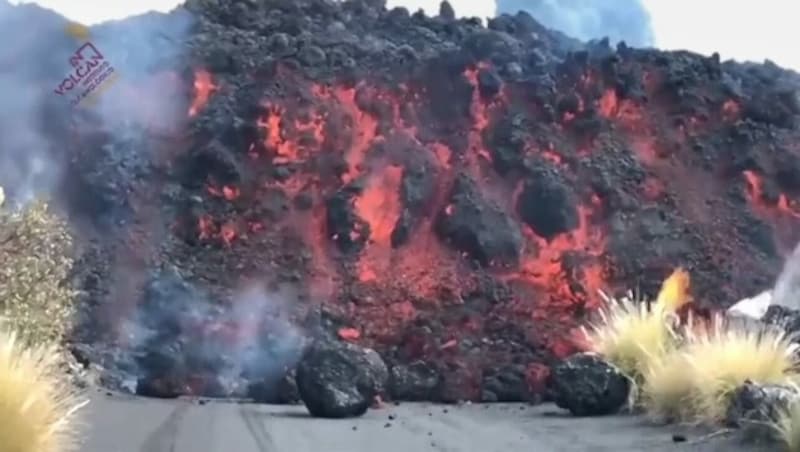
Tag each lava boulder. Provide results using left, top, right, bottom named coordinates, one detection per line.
left=551, top=352, right=631, bottom=416
left=481, top=364, right=532, bottom=402
left=516, top=168, right=579, bottom=240
left=389, top=361, right=442, bottom=401
left=435, top=174, right=523, bottom=265
left=296, top=341, right=389, bottom=418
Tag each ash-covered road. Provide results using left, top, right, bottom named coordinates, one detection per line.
left=80, top=391, right=768, bottom=452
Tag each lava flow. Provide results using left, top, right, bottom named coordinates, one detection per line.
left=57, top=0, right=800, bottom=402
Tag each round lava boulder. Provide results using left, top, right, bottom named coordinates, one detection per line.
left=296, top=341, right=388, bottom=418
left=551, top=352, right=631, bottom=416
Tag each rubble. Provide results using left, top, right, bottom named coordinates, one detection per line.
left=551, top=353, right=631, bottom=416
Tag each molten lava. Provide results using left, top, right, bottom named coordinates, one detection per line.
left=188, top=69, right=216, bottom=117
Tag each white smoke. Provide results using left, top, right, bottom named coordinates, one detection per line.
left=0, top=1, right=192, bottom=204
left=496, top=0, right=655, bottom=47
left=729, top=242, right=800, bottom=319
left=216, top=284, right=305, bottom=387
left=770, top=242, right=800, bottom=309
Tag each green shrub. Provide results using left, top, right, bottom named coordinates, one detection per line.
left=0, top=189, right=77, bottom=344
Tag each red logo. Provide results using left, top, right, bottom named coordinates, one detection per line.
left=54, top=42, right=117, bottom=106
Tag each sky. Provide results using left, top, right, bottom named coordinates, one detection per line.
left=8, top=0, right=800, bottom=72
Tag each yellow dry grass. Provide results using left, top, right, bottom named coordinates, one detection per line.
left=582, top=291, right=676, bottom=382
left=643, top=313, right=799, bottom=424
left=582, top=268, right=691, bottom=383
left=775, top=398, right=800, bottom=451
left=682, top=315, right=799, bottom=423
left=641, top=347, right=696, bottom=421
left=0, top=328, right=87, bottom=452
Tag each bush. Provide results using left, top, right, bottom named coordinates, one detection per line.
left=641, top=347, right=695, bottom=421
left=0, top=328, right=86, bottom=452
left=582, top=291, right=677, bottom=383
left=775, top=398, right=800, bottom=451
left=0, top=189, right=77, bottom=344
left=581, top=269, right=691, bottom=383
left=681, top=315, right=799, bottom=423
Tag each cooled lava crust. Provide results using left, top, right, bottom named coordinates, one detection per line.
left=50, top=0, right=800, bottom=401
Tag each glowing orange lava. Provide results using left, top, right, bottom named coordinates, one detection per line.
left=188, top=69, right=216, bottom=117
left=722, top=99, right=740, bottom=120
left=510, top=196, right=607, bottom=313
left=463, top=63, right=494, bottom=165
left=355, top=166, right=404, bottom=246
left=743, top=170, right=800, bottom=218
left=315, top=85, right=378, bottom=183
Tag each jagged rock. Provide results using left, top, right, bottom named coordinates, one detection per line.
left=551, top=352, right=631, bottom=416
left=246, top=370, right=300, bottom=404
left=296, top=341, right=388, bottom=418
left=726, top=381, right=800, bottom=440
left=389, top=361, right=442, bottom=401
left=481, top=364, right=532, bottom=402
left=435, top=174, right=523, bottom=265
left=516, top=167, right=579, bottom=239
left=763, top=304, right=800, bottom=336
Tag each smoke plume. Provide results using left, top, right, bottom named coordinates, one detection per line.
left=771, top=241, right=800, bottom=309
left=495, top=0, right=655, bottom=47
left=0, top=1, right=192, bottom=204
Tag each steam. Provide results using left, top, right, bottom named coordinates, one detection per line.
left=729, top=241, right=800, bottom=319
left=120, top=270, right=305, bottom=394
left=495, top=0, right=655, bottom=47
left=771, top=242, right=800, bottom=309
left=217, top=285, right=305, bottom=387
left=0, top=1, right=192, bottom=204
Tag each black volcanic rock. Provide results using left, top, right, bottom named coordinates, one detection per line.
left=481, top=364, right=531, bottom=402
left=435, top=174, right=523, bottom=265
left=551, top=353, right=630, bottom=416
left=296, top=341, right=388, bottom=418
left=326, top=189, right=369, bottom=253
left=517, top=167, right=579, bottom=239
left=726, top=381, right=800, bottom=439
left=389, top=361, right=442, bottom=401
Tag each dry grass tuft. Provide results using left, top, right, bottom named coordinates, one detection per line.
left=775, top=397, right=800, bottom=451
left=582, top=291, right=678, bottom=383
left=0, top=192, right=77, bottom=344
left=582, top=268, right=690, bottom=383
left=0, top=328, right=87, bottom=452
left=641, top=348, right=696, bottom=421
left=681, top=314, right=798, bottom=423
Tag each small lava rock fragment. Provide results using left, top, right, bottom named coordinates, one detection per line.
left=762, top=305, right=800, bottom=338
left=551, top=352, right=631, bottom=416
left=135, top=376, right=184, bottom=399
left=296, top=341, right=389, bottom=418
left=438, top=1, right=455, bottom=20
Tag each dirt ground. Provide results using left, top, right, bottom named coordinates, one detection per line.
left=80, top=391, right=772, bottom=452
